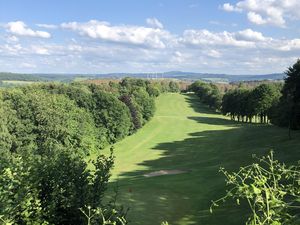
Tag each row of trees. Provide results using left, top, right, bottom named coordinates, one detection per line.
left=189, top=79, right=282, bottom=124
left=0, top=78, right=181, bottom=224
left=189, top=59, right=300, bottom=128
left=221, top=83, right=281, bottom=123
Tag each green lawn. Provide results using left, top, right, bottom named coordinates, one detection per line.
left=99, top=93, right=300, bottom=225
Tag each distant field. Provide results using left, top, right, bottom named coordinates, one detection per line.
left=91, top=93, right=300, bottom=225
left=73, top=77, right=91, bottom=82
left=83, top=79, right=120, bottom=85
left=1, top=80, right=37, bottom=85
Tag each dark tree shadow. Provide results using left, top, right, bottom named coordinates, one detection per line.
left=107, top=94, right=300, bottom=225
left=184, top=93, right=220, bottom=115
left=187, top=116, right=237, bottom=126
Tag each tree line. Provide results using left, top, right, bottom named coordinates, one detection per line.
left=189, top=59, right=300, bottom=129
left=0, top=78, right=180, bottom=224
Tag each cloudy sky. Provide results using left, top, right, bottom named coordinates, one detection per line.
left=0, top=0, right=300, bottom=74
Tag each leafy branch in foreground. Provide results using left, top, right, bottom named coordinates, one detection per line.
left=80, top=205, right=127, bottom=225
left=211, top=151, right=300, bottom=225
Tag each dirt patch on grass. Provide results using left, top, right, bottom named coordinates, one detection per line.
left=143, top=170, right=187, bottom=177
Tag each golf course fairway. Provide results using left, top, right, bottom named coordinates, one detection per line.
left=100, top=93, right=300, bottom=225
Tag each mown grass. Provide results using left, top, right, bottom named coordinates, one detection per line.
left=94, top=93, right=300, bottom=225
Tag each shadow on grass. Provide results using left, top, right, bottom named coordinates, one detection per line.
left=184, top=93, right=220, bottom=115
left=187, top=116, right=236, bottom=126
left=107, top=94, right=300, bottom=225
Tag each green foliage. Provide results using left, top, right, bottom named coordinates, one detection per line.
left=251, top=84, right=281, bottom=123
left=211, top=152, right=300, bottom=225
left=0, top=147, right=120, bottom=225
left=0, top=78, right=159, bottom=155
left=190, top=79, right=283, bottom=124
left=117, top=78, right=159, bottom=127
left=146, top=85, right=160, bottom=97
left=80, top=205, right=127, bottom=225
left=271, top=59, right=300, bottom=129
left=120, top=77, right=149, bottom=91
left=221, top=83, right=281, bottom=123
left=119, top=95, right=142, bottom=131
left=37, top=150, right=115, bottom=224
left=0, top=78, right=160, bottom=224
left=189, top=81, right=222, bottom=110
left=37, top=82, right=94, bottom=109
left=132, top=88, right=155, bottom=125
left=90, top=88, right=131, bottom=143
left=1, top=89, right=100, bottom=155
left=222, top=89, right=254, bottom=122
left=0, top=79, right=186, bottom=225
left=0, top=99, right=19, bottom=153
left=0, top=155, right=47, bottom=225
left=168, top=81, right=180, bottom=93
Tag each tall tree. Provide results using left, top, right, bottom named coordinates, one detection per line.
left=270, top=60, right=300, bottom=130
left=251, top=84, right=280, bottom=123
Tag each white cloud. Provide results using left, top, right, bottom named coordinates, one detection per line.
left=36, top=23, right=58, bottom=29
left=61, top=20, right=172, bottom=48
left=247, top=12, right=267, bottom=25
left=6, top=21, right=51, bottom=38
left=21, top=62, right=37, bottom=68
left=6, top=35, right=19, bottom=43
left=181, top=29, right=255, bottom=48
left=0, top=44, right=23, bottom=56
left=235, top=29, right=266, bottom=42
left=146, top=18, right=164, bottom=29
left=207, top=49, right=222, bottom=58
left=1, top=18, right=300, bottom=74
left=273, top=38, right=300, bottom=51
left=222, top=0, right=300, bottom=27
left=170, top=51, right=187, bottom=63
left=222, top=3, right=242, bottom=12
left=31, top=46, right=50, bottom=55
left=178, top=27, right=300, bottom=66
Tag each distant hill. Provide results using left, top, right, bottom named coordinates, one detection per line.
left=0, top=72, right=83, bottom=82
left=0, top=71, right=285, bottom=84
left=94, top=71, right=285, bottom=82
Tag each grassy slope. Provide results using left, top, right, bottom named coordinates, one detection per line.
left=100, top=93, right=300, bottom=225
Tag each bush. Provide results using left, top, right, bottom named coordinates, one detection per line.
left=0, top=148, right=122, bottom=225
left=211, top=152, right=300, bottom=225
left=189, top=81, right=222, bottom=110
left=2, top=89, right=101, bottom=155
left=168, top=81, right=180, bottom=93
left=132, top=88, right=155, bottom=124
left=90, top=88, right=131, bottom=143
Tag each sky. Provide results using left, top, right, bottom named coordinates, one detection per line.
left=0, top=0, right=300, bottom=75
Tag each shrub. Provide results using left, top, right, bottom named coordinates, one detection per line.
left=0, top=148, right=121, bottom=225
left=211, top=152, right=300, bottom=225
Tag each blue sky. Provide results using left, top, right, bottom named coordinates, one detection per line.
left=0, top=0, right=300, bottom=74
